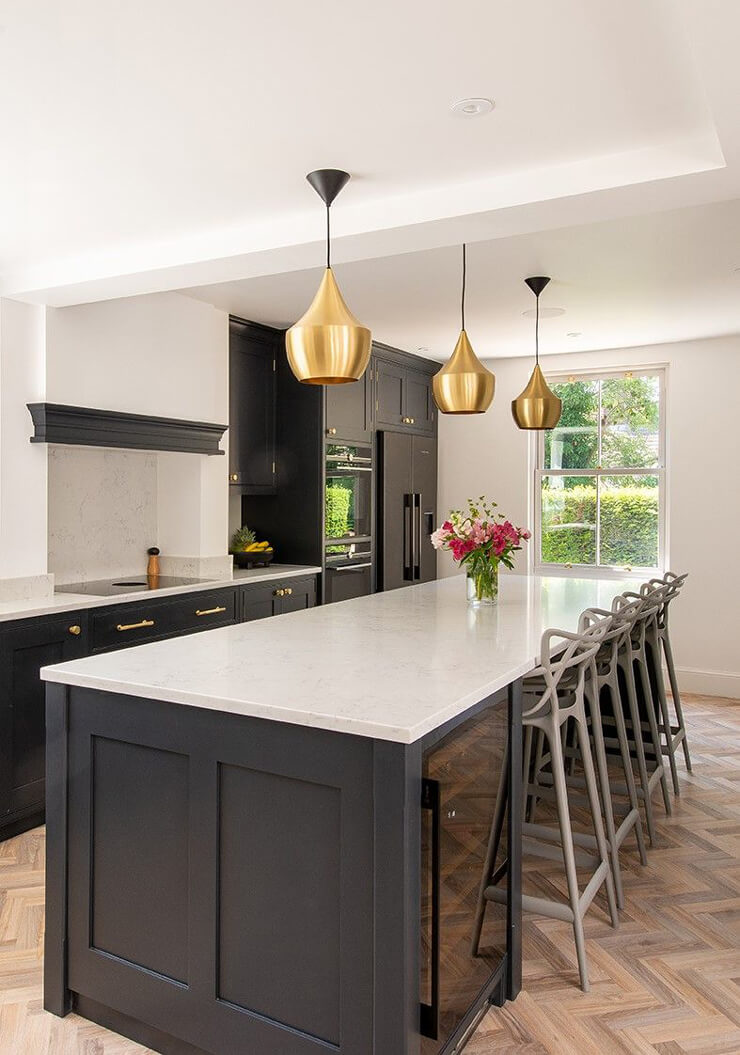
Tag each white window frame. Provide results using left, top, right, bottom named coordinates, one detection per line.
left=533, top=366, right=667, bottom=580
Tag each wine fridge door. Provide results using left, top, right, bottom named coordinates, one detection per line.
left=420, top=698, right=509, bottom=1053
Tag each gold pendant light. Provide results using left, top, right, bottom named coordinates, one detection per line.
left=511, top=276, right=562, bottom=430
left=286, top=169, right=371, bottom=385
left=432, top=244, right=495, bottom=414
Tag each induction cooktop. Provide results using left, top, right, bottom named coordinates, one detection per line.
left=55, top=576, right=215, bottom=597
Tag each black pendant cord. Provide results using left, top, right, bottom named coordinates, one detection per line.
left=535, top=293, right=539, bottom=366
left=326, top=204, right=331, bottom=269
left=461, top=243, right=467, bottom=331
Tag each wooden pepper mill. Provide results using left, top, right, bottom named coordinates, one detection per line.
left=147, top=546, right=160, bottom=588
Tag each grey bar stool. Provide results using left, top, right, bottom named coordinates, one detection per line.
left=612, top=590, right=672, bottom=843
left=471, top=616, right=618, bottom=992
left=644, top=572, right=691, bottom=788
left=527, top=602, right=648, bottom=910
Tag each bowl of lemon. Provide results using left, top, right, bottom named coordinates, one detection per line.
left=230, top=525, right=274, bottom=568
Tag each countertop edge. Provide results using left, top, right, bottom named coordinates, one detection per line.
left=0, top=565, right=322, bottom=624
left=40, top=656, right=537, bottom=744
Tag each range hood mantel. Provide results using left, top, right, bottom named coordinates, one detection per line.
left=27, top=403, right=227, bottom=456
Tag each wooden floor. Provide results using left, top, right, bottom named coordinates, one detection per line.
left=0, top=693, right=737, bottom=1055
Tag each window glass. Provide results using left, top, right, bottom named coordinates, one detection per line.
left=543, top=380, right=599, bottom=470
left=540, top=475, right=597, bottom=566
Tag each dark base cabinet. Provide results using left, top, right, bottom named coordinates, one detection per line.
left=0, top=574, right=318, bottom=842
left=45, top=682, right=521, bottom=1055
left=0, top=613, right=88, bottom=837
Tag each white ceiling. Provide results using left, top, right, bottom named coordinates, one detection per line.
left=2, top=0, right=740, bottom=308
left=184, top=198, right=740, bottom=358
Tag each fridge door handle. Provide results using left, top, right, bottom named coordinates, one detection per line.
left=420, top=777, right=441, bottom=1040
left=403, top=493, right=414, bottom=581
left=413, top=492, right=422, bottom=580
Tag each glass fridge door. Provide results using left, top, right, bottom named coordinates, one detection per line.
left=420, top=699, right=509, bottom=1053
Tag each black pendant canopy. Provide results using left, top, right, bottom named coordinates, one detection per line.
left=306, top=169, right=351, bottom=207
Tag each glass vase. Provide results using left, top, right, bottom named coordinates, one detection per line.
left=466, top=562, right=499, bottom=607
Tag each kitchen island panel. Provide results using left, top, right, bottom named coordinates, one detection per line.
left=49, top=685, right=378, bottom=1055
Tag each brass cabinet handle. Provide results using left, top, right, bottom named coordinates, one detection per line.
left=68, top=624, right=81, bottom=636
left=229, top=473, right=239, bottom=482
left=284, top=587, right=293, bottom=596
left=196, top=606, right=226, bottom=617
left=327, top=427, right=337, bottom=436
left=409, top=417, right=415, bottom=424
left=116, top=619, right=155, bottom=632
left=273, top=588, right=285, bottom=597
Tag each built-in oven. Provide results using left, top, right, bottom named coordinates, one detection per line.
left=323, top=543, right=373, bottom=604
left=325, top=441, right=373, bottom=547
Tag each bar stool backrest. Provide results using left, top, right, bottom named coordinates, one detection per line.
left=580, top=596, right=643, bottom=676
left=523, top=615, right=613, bottom=722
left=648, top=571, right=688, bottom=630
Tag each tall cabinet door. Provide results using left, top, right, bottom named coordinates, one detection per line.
left=0, top=615, right=88, bottom=826
left=324, top=371, right=372, bottom=442
left=229, top=320, right=277, bottom=494
left=412, top=434, right=438, bottom=584
left=379, top=431, right=413, bottom=591
left=375, top=359, right=406, bottom=429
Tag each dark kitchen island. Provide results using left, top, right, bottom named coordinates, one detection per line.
left=41, top=574, right=632, bottom=1054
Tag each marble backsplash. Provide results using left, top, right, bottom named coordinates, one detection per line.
left=48, top=446, right=158, bottom=584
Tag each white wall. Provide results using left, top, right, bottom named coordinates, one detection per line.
left=438, top=334, right=740, bottom=698
left=45, top=293, right=230, bottom=564
left=0, top=299, right=49, bottom=590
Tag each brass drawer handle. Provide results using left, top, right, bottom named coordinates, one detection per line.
left=274, top=588, right=285, bottom=597
left=409, top=417, right=415, bottom=424
left=68, top=624, right=81, bottom=636
left=284, top=587, right=293, bottom=596
left=116, top=619, right=155, bottom=632
left=229, top=473, right=239, bottom=482
left=327, top=427, right=337, bottom=436
left=196, top=606, right=227, bottom=617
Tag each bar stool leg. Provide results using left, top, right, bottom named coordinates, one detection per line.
left=529, top=728, right=546, bottom=824
left=664, top=632, right=692, bottom=772
left=636, top=651, right=672, bottom=815
left=548, top=718, right=591, bottom=991
left=620, top=654, right=657, bottom=845
left=522, top=724, right=534, bottom=822
left=585, top=678, right=625, bottom=909
left=648, top=635, right=681, bottom=795
left=606, top=670, right=648, bottom=867
left=574, top=712, right=619, bottom=929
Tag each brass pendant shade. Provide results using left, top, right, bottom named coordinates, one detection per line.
left=511, top=276, right=562, bottom=430
left=432, top=329, right=495, bottom=414
left=285, top=169, right=371, bottom=385
left=432, top=245, right=495, bottom=414
left=286, top=268, right=370, bottom=384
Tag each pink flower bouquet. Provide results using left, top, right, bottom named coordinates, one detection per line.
left=431, top=496, right=530, bottom=604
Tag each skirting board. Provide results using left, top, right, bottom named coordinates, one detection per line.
left=674, top=666, right=740, bottom=700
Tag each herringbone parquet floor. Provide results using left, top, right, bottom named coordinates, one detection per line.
left=0, top=694, right=737, bottom=1054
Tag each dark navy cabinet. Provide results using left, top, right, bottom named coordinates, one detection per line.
left=0, top=573, right=318, bottom=842
left=0, top=612, right=89, bottom=838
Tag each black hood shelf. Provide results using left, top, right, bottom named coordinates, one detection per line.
left=28, top=403, right=227, bottom=456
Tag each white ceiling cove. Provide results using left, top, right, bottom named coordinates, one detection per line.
left=1, top=0, right=740, bottom=354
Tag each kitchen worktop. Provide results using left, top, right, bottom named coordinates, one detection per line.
left=42, top=573, right=638, bottom=743
left=0, top=564, right=321, bottom=624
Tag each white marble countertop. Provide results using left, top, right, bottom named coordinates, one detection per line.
left=0, top=565, right=321, bottom=624
left=42, top=573, right=640, bottom=744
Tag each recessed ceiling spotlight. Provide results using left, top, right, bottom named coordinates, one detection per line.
left=451, top=97, right=495, bottom=118
left=417, top=346, right=428, bottom=353
left=522, top=306, right=565, bottom=319
left=566, top=331, right=582, bottom=338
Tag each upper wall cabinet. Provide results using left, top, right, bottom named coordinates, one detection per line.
left=374, top=351, right=437, bottom=435
left=229, top=319, right=278, bottom=495
left=324, top=366, right=373, bottom=442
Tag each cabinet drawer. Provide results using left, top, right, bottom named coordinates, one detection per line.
left=166, top=589, right=239, bottom=635
left=91, top=603, right=175, bottom=652
left=91, top=589, right=238, bottom=652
